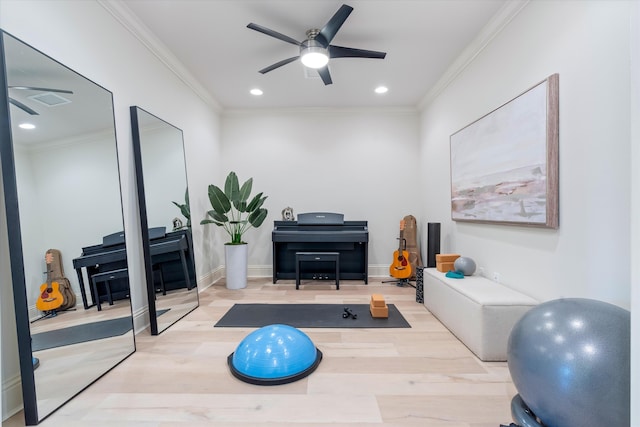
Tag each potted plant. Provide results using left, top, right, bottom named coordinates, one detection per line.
left=172, top=188, right=191, bottom=230
left=201, top=171, right=268, bottom=289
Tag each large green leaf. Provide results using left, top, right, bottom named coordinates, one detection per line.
left=206, top=209, right=228, bottom=223
left=184, top=189, right=190, bottom=213
left=246, top=193, right=267, bottom=212
left=224, top=171, right=240, bottom=203
left=172, top=201, right=190, bottom=220
left=238, top=178, right=253, bottom=204
left=248, top=208, right=268, bottom=228
left=208, top=184, right=231, bottom=214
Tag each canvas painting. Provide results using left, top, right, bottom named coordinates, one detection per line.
left=450, top=74, right=559, bottom=228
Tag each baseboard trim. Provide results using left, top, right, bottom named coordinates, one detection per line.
left=212, top=264, right=396, bottom=282
left=2, top=372, right=23, bottom=422
left=132, top=306, right=149, bottom=335
left=197, top=266, right=223, bottom=291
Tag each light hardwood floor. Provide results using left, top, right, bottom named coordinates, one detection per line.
left=5, top=277, right=518, bottom=426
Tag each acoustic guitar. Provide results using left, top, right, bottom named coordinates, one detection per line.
left=36, top=252, right=64, bottom=312
left=389, top=220, right=412, bottom=279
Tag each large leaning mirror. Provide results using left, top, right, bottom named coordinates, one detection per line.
left=0, top=31, right=135, bottom=424
left=130, top=106, right=198, bottom=335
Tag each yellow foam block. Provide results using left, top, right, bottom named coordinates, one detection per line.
left=435, top=253, right=460, bottom=263
left=371, top=294, right=386, bottom=307
left=370, top=302, right=388, bottom=318
left=436, top=261, right=456, bottom=272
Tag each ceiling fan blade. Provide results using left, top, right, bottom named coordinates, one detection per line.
left=317, top=4, right=353, bottom=46
left=8, top=98, right=39, bottom=115
left=9, top=86, right=73, bottom=94
left=247, top=23, right=302, bottom=46
left=259, top=56, right=300, bottom=74
left=329, top=45, right=387, bottom=59
left=317, top=66, right=333, bottom=85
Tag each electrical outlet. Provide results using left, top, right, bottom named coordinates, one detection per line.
left=492, top=272, right=501, bottom=283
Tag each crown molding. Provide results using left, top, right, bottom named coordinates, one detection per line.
left=97, top=0, right=222, bottom=112
left=417, top=0, right=530, bottom=111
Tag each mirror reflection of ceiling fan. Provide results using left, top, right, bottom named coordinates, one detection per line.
left=247, top=4, right=386, bottom=85
left=8, top=86, right=73, bottom=115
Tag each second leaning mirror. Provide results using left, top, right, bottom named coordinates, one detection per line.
left=130, top=106, right=198, bottom=335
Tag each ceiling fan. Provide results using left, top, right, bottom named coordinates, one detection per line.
left=247, top=4, right=386, bottom=85
left=8, top=86, right=73, bottom=115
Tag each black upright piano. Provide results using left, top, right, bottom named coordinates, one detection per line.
left=72, top=227, right=195, bottom=309
left=272, top=212, right=368, bottom=284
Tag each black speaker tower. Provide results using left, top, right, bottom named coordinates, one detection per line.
left=426, top=222, right=441, bottom=268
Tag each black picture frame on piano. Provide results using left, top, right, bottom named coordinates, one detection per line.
left=272, top=212, right=369, bottom=285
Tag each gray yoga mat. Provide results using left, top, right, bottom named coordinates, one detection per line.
left=31, top=309, right=169, bottom=351
left=31, top=316, right=133, bottom=351
left=214, top=303, right=411, bottom=328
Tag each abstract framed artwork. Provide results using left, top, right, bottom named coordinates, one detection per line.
left=450, top=73, right=559, bottom=228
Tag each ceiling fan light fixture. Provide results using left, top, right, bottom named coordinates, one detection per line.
left=247, top=5, right=385, bottom=85
left=300, top=43, right=329, bottom=69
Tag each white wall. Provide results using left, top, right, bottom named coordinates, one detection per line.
left=421, top=1, right=637, bottom=423
left=419, top=0, right=631, bottom=308
left=139, top=125, right=189, bottom=231
left=0, top=0, right=221, bottom=419
left=217, top=109, right=420, bottom=273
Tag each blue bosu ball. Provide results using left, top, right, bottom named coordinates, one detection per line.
left=228, top=324, right=322, bottom=385
left=507, top=298, right=630, bottom=427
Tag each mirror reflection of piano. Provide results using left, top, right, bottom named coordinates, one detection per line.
left=72, top=227, right=195, bottom=309
left=272, top=212, right=369, bottom=284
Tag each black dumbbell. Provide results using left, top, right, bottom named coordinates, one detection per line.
left=342, top=306, right=357, bottom=319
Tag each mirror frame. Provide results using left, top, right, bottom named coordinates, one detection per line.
left=130, top=106, right=198, bottom=335
left=0, top=31, right=38, bottom=423
left=0, top=30, right=135, bottom=424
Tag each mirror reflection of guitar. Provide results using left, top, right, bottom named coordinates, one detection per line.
left=389, top=220, right=412, bottom=279
left=36, top=253, right=64, bottom=312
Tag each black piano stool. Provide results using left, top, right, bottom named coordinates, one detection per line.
left=295, top=252, right=340, bottom=290
left=91, top=268, right=128, bottom=311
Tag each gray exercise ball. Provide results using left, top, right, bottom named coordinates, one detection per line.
left=507, top=298, right=630, bottom=427
left=453, top=256, right=476, bottom=276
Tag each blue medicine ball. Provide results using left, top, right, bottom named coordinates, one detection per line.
left=507, top=298, right=630, bottom=427
left=228, top=324, right=322, bottom=385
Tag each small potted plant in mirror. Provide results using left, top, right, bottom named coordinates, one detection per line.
left=172, top=188, right=191, bottom=231
left=201, top=171, right=268, bottom=289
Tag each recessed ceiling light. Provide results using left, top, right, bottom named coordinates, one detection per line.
left=19, top=123, right=36, bottom=130
left=375, top=86, right=388, bottom=94
left=250, top=88, right=263, bottom=96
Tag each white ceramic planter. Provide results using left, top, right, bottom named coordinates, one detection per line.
left=225, top=243, right=248, bottom=289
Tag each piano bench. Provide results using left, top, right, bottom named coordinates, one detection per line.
left=91, top=268, right=128, bottom=311
left=295, top=252, right=340, bottom=290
